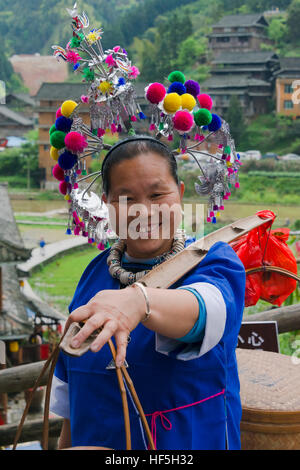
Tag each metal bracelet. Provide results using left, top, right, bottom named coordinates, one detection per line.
left=132, top=282, right=151, bottom=323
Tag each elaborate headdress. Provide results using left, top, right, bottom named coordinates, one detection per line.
left=49, top=3, right=241, bottom=249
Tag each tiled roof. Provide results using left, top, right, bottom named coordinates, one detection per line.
left=274, top=57, right=300, bottom=76
left=212, top=14, right=268, bottom=28
left=35, top=81, right=148, bottom=101
left=202, top=74, right=271, bottom=89
left=0, top=105, right=33, bottom=126
left=213, top=51, right=279, bottom=65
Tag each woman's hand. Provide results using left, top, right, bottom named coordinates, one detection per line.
left=65, top=288, right=146, bottom=367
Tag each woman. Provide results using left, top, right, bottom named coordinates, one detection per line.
left=50, top=136, right=246, bottom=450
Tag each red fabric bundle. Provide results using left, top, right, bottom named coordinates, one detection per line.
left=230, top=210, right=298, bottom=307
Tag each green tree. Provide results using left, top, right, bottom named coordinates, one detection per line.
left=287, top=0, right=300, bottom=43
left=224, top=95, right=247, bottom=148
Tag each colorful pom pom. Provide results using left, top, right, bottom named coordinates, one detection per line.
left=105, top=54, right=115, bottom=67
left=181, top=93, right=196, bottom=112
left=99, top=81, right=112, bottom=94
left=207, top=114, right=222, bottom=132
left=193, top=109, right=213, bottom=127
left=81, top=95, right=89, bottom=103
left=59, top=181, right=68, bottom=196
left=197, top=93, right=213, bottom=111
left=167, top=82, right=186, bottom=96
left=184, top=80, right=200, bottom=98
left=173, top=110, right=194, bottom=132
left=52, top=164, right=65, bottom=181
left=56, top=108, right=62, bottom=119
left=50, top=146, right=59, bottom=161
left=50, top=130, right=67, bottom=150
left=163, top=93, right=182, bottom=114
left=65, top=132, right=88, bottom=153
left=168, top=71, right=186, bottom=84
left=146, top=83, right=166, bottom=104
left=49, top=124, right=56, bottom=135
left=149, top=123, right=156, bottom=131
left=61, top=100, right=77, bottom=118
left=55, top=116, right=73, bottom=133
left=58, top=151, right=77, bottom=170
left=97, top=128, right=105, bottom=138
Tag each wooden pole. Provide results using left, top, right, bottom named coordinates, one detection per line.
left=0, top=417, right=63, bottom=447
left=0, top=361, right=48, bottom=395
left=243, top=303, right=300, bottom=334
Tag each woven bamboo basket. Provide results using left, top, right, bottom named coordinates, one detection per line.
left=237, top=349, right=300, bottom=450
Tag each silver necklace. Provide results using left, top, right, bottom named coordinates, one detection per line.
left=107, top=230, right=186, bottom=286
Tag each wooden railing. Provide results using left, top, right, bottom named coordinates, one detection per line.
left=0, top=360, right=63, bottom=448
left=1, top=302, right=300, bottom=448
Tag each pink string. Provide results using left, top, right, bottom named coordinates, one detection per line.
left=145, top=389, right=225, bottom=450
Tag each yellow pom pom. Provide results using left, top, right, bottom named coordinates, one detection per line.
left=61, top=100, right=77, bottom=118
left=64, top=195, right=71, bottom=201
left=226, top=161, right=232, bottom=168
left=98, top=81, right=112, bottom=94
left=181, top=93, right=196, bottom=112
left=50, top=146, right=59, bottom=161
left=216, top=211, right=220, bottom=217
left=163, top=93, right=181, bottom=114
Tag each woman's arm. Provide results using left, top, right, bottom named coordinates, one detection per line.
left=66, top=286, right=199, bottom=367
left=58, top=418, right=72, bottom=450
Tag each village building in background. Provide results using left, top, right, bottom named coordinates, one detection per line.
left=9, top=54, right=69, bottom=97
left=204, top=51, right=280, bottom=118
left=208, top=14, right=273, bottom=56
left=275, top=57, right=300, bottom=118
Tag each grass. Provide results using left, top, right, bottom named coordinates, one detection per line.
left=28, top=246, right=100, bottom=315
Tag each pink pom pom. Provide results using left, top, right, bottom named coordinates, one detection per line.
left=207, top=217, right=211, bottom=223
left=59, top=181, right=68, bottom=196
left=146, top=83, right=166, bottom=104
left=113, top=46, right=121, bottom=53
left=73, top=182, right=79, bottom=190
left=197, top=93, right=213, bottom=111
left=52, top=164, right=65, bottom=181
left=220, top=205, right=225, bottom=211
left=74, top=226, right=81, bottom=236
left=131, top=115, right=137, bottom=122
left=235, top=182, right=240, bottom=188
left=129, top=66, right=140, bottom=79
left=111, top=123, right=117, bottom=133
left=76, top=169, right=82, bottom=175
left=210, top=211, right=214, bottom=217
left=149, top=123, right=156, bottom=131
left=173, top=110, right=194, bottom=132
left=98, top=242, right=105, bottom=251
left=105, top=54, right=115, bottom=67
left=65, top=132, right=88, bottom=153
left=66, top=50, right=82, bottom=64
left=56, top=108, right=62, bottom=118
left=81, top=95, right=89, bottom=103
left=168, top=134, right=173, bottom=141
left=97, top=128, right=105, bottom=138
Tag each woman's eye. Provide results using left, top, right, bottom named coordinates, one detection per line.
left=151, top=193, right=162, bottom=199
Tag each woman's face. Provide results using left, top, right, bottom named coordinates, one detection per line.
left=103, top=152, right=184, bottom=259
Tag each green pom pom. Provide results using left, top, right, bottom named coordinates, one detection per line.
left=193, top=109, right=212, bottom=127
left=224, top=145, right=231, bottom=154
left=50, top=130, right=66, bottom=150
left=128, top=128, right=136, bottom=136
left=82, top=169, right=87, bottom=176
left=49, top=124, right=56, bottom=135
left=70, top=34, right=83, bottom=48
left=168, top=71, right=186, bottom=84
left=83, top=67, right=95, bottom=81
